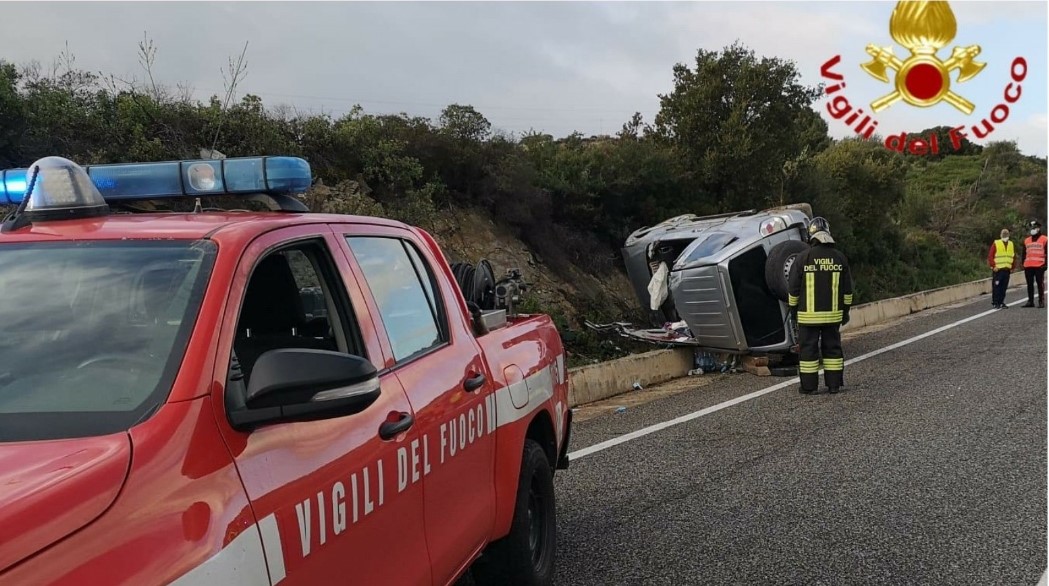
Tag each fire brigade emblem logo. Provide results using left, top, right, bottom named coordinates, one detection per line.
left=861, top=0, right=986, bottom=115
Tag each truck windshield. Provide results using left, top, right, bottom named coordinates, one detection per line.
left=0, top=240, right=216, bottom=442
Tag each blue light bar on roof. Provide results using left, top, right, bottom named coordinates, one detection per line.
left=1, top=156, right=312, bottom=205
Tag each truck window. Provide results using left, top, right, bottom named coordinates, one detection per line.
left=346, top=237, right=447, bottom=364
left=233, top=240, right=362, bottom=383
left=284, top=249, right=328, bottom=320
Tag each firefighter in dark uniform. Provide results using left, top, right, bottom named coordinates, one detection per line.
left=787, top=217, right=853, bottom=394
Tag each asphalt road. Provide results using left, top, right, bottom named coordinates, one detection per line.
left=547, top=289, right=1047, bottom=585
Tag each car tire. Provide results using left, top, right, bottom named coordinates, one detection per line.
left=471, top=439, right=556, bottom=586
left=765, top=240, right=809, bottom=302
left=769, top=365, right=799, bottom=377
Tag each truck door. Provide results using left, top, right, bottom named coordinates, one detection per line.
left=335, top=225, right=497, bottom=585
left=212, top=226, right=431, bottom=585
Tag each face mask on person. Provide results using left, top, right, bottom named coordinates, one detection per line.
left=1002, top=236, right=1010, bottom=242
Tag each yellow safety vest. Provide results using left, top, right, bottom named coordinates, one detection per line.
left=994, top=240, right=1015, bottom=269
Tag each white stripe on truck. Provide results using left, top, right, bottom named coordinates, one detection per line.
left=494, top=365, right=555, bottom=427
left=169, top=522, right=271, bottom=585
left=258, top=514, right=287, bottom=583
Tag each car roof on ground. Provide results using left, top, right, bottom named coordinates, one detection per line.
left=0, top=212, right=411, bottom=243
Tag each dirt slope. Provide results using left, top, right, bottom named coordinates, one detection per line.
left=429, top=207, right=640, bottom=326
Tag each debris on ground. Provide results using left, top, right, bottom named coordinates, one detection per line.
left=662, top=320, right=693, bottom=341
left=692, top=349, right=719, bottom=374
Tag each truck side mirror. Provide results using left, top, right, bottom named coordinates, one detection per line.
left=227, top=348, right=381, bottom=431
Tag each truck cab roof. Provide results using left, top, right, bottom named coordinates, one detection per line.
left=0, top=211, right=413, bottom=244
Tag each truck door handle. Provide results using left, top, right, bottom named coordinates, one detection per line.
left=463, top=372, right=486, bottom=392
left=379, top=412, right=414, bottom=440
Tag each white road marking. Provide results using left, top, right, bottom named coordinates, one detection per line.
left=569, top=296, right=1027, bottom=460
left=1036, top=569, right=1047, bottom=586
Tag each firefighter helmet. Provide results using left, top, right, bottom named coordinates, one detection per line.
left=807, top=216, right=834, bottom=244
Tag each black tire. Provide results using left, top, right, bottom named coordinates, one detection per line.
left=767, top=352, right=799, bottom=377
left=472, top=439, right=556, bottom=586
left=769, top=365, right=799, bottom=377
left=765, top=240, right=810, bottom=302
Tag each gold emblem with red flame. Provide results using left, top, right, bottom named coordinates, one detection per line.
left=861, top=0, right=985, bottom=114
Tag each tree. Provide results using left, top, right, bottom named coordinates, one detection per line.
left=902, top=125, right=982, bottom=160
left=618, top=112, right=646, bottom=140
left=653, top=42, right=824, bottom=211
left=0, top=61, right=27, bottom=167
left=439, top=104, right=491, bottom=142
left=807, top=138, right=908, bottom=266
left=981, top=140, right=1023, bottom=173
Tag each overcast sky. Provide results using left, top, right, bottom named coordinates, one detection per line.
left=3, top=1, right=1047, bottom=157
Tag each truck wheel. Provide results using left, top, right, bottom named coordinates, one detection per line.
left=472, top=439, right=556, bottom=586
left=765, top=240, right=809, bottom=302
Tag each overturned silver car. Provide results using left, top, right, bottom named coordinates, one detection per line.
left=594, top=204, right=815, bottom=356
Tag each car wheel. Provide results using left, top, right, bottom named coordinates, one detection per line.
left=765, top=240, right=810, bottom=302
left=769, top=365, right=799, bottom=377
left=472, top=439, right=556, bottom=586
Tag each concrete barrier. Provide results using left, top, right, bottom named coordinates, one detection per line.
left=840, top=274, right=1007, bottom=331
left=567, top=273, right=1016, bottom=408
left=567, top=347, right=692, bottom=407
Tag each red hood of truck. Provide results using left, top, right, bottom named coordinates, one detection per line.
left=0, top=434, right=131, bottom=573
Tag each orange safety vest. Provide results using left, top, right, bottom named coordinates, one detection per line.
left=1025, top=234, right=1048, bottom=268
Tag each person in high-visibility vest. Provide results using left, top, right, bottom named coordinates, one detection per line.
left=987, top=228, right=1018, bottom=309
left=1022, top=219, right=1047, bottom=308
left=787, top=217, right=853, bottom=395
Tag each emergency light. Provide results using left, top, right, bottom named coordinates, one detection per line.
left=1, top=156, right=312, bottom=205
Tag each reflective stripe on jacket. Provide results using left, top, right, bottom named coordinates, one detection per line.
left=787, top=243, right=853, bottom=325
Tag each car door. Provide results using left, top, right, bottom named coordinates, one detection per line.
left=212, top=225, right=432, bottom=586
left=335, top=224, right=497, bottom=585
